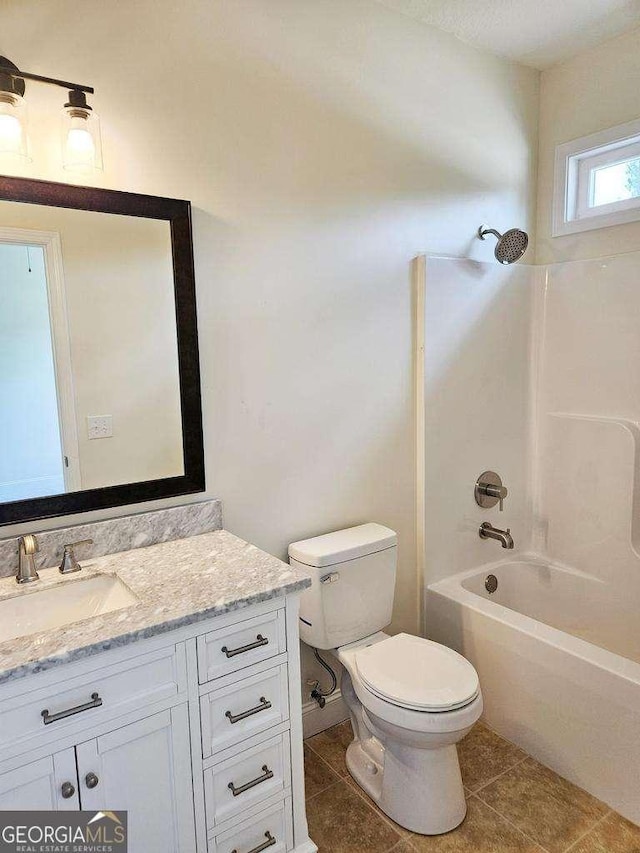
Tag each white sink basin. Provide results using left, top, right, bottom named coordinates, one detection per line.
left=0, top=574, right=139, bottom=643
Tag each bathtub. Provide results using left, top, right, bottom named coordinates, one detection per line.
left=426, top=555, right=640, bottom=823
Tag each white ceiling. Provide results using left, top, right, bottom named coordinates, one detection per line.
left=374, top=0, right=640, bottom=68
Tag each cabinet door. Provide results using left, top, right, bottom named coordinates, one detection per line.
left=0, top=750, right=79, bottom=810
left=76, top=706, right=195, bottom=853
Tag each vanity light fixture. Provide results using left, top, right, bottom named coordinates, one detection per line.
left=0, top=56, right=102, bottom=172
left=61, top=89, right=102, bottom=173
left=0, top=59, right=29, bottom=161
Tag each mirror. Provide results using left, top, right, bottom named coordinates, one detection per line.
left=0, top=176, right=204, bottom=526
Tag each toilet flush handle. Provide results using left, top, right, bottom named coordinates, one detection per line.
left=320, top=572, right=340, bottom=584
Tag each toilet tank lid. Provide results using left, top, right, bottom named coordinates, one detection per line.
left=288, top=523, right=397, bottom=567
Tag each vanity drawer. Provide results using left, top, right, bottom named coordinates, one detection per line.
left=197, top=610, right=286, bottom=683
left=200, top=665, right=289, bottom=758
left=204, top=732, right=291, bottom=829
left=208, top=796, right=292, bottom=853
left=0, top=646, right=184, bottom=754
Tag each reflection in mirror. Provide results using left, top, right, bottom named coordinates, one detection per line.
left=0, top=201, right=184, bottom=503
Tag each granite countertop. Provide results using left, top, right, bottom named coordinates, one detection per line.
left=0, top=529, right=311, bottom=684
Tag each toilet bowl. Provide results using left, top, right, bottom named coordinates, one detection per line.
left=289, top=523, right=483, bottom=835
left=334, top=632, right=482, bottom=835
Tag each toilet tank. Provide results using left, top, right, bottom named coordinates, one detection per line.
left=289, top=523, right=397, bottom=650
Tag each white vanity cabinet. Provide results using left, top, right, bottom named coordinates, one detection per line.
left=0, top=595, right=314, bottom=853
left=76, top=707, right=195, bottom=851
left=0, top=712, right=194, bottom=850
left=0, top=751, right=80, bottom=811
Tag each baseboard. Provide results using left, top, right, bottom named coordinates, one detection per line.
left=302, top=688, right=349, bottom=738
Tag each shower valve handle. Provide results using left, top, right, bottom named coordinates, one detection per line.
left=482, top=483, right=508, bottom=511
left=475, top=472, right=508, bottom=511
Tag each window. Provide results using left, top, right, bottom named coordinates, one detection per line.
left=553, top=118, right=640, bottom=236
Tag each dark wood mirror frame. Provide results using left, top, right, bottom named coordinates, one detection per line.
left=0, top=174, right=205, bottom=526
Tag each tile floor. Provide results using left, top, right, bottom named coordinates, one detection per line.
left=304, top=720, right=640, bottom=853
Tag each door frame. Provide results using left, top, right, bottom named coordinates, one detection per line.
left=0, top=227, right=81, bottom=493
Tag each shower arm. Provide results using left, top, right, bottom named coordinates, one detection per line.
left=478, top=227, right=502, bottom=241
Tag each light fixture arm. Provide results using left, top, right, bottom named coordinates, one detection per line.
left=0, top=56, right=94, bottom=96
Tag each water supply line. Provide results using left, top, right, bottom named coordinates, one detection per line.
left=308, top=648, right=337, bottom=709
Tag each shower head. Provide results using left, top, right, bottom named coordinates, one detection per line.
left=478, top=226, right=529, bottom=265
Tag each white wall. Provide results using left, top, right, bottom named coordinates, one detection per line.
left=0, top=202, right=183, bottom=491
left=0, top=0, right=540, bottom=689
left=536, top=26, right=640, bottom=264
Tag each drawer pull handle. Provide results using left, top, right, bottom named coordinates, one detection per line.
left=41, top=692, right=102, bottom=725
left=222, top=634, right=269, bottom=659
left=232, top=831, right=276, bottom=853
left=226, top=696, right=272, bottom=724
left=228, top=764, right=273, bottom=797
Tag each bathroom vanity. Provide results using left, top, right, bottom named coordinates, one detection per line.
left=0, top=171, right=317, bottom=851
left=0, top=529, right=315, bottom=853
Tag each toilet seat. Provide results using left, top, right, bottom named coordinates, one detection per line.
left=354, top=633, right=479, bottom=713
left=337, top=634, right=483, bottom=734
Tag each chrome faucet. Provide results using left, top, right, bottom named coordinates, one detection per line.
left=479, top=522, right=514, bottom=550
left=17, top=534, right=40, bottom=584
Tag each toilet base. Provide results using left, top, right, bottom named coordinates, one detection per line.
left=340, top=670, right=470, bottom=835
left=346, top=731, right=467, bottom=835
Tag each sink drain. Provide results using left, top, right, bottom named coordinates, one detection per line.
left=485, top=574, right=498, bottom=594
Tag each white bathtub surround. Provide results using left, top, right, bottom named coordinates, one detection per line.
left=415, top=255, right=539, bottom=581
left=426, top=556, right=640, bottom=824
left=535, top=252, right=640, bottom=588
left=417, top=252, right=640, bottom=827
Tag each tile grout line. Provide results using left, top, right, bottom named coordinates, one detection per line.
left=309, top=724, right=531, bottom=841
left=561, top=810, right=613, bottom=853
left=307, top=723, right=396, bottom=839
left=384, top=839, right=409, bottom=853
left=307, top=723, right=626, bottom=852
left=468, top=754, right=529, bottom=795
left=305, top=731, right=352, bottom=778
left=470, top=793, right=554, bottom=852
left=306, top=773, right=406, bottom=850
left=304, top=777, right=345, bottom=805
left=303, top=740, right=344, bottom=779
left=305, top=775, right=342, bottom=801
left=480, top=721, right=536, bottom=758
left=304, top=740, right=346, bottom=780
left=306, top=733, right=407, bottom=847
left=342, top=774, right=408, bottom=840
left=473, top=756, right=614, bottom=853
left=386, top=840, right=417, bottom=853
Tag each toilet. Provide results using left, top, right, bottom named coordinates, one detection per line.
left=289, top=523, right=482, bottom=836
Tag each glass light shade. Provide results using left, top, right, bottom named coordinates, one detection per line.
left=61, top=106, right=102, bottom=172
left=0, top=93, right=30, bottom=161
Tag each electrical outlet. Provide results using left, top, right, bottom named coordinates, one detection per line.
left=87, top=415, right=113, bottom=440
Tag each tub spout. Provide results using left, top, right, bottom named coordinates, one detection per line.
left=479, top=522, right=514, bottom=549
